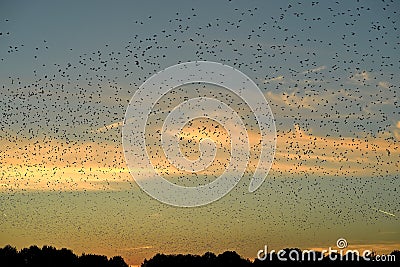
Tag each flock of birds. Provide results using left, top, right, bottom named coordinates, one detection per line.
left=0, top=0, right=398, bottom=263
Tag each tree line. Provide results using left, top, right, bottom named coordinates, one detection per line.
left=1, top=245, right=398, bottom=266
left=0, top=245, right=128, bottom=267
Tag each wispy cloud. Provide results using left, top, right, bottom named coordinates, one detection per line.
left=301, top=65, right=326, bottom=74
left=393, top=121, right=400, bottom=141
left=378, top=81, right=392, bottom=89
left=117, top=246, right=154, bottom=251
left=271, top=124, right=399, bottom=176
left=348, top=70, right=370, bottom=85
left=1, top=119, right=398, bottom=192
left=95, top=121, right=123, bottom=132
left=263, top=75, right=284, bottom=83
left=372, top=208, right=396, bottom=217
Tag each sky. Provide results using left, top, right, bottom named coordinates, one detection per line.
left=0, top=0, right=399, bottom=265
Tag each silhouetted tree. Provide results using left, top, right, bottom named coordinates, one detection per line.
left=0, top=245, right=128, bottom=267
left=109, top=256, right=129, bottom=267
left=20, top=245, right=42, bottom=267
left=216, top=251, right=252, bottom=267
left=390, top=250, right=399, bottom=258
left=0, top=245, right=22, bottom=266
left=203, top=251, right=217, bottom=267
left=78, top=254, right=109, bottom=267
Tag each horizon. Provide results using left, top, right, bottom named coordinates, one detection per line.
left=1, top=244, right=399, bottom=266
left=0, top=0, right=399, bottom=265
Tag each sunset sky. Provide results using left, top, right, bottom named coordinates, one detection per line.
left=0, top=0, right=399, bottom=265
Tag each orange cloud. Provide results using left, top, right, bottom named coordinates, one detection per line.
left=0, top=137, right=131, bottom=191
left=1, top=120, right=398, bottom=192
left=271, top=124, right=399, bottom=177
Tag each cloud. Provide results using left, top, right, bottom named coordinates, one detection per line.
left=117, top=246, right=154, bottom=251
left=348, top=70, right=370, bottom=85
left=378, top=81, right=391, bottom=89
left=356, top=71, right=370, bottom=81
left=1, top=120, right=398, bottom=192
left=0, top=165, right=132, bottom=191
left=265, top=89, right=339, bottom=112
left=301, top=65, right=326, bottom=74
left=263, top=75, right=284, bottom=83
left=271, top=124, right=399, bottom=177
left=372, top=208, right=396, bottom=217
left=95, top=121, right=123, bottom=132
left=148, top=122, right=399, bottom=178
left=392, top=121, right=400, bottom=141
left=0, top=137, right=132, bottom=191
